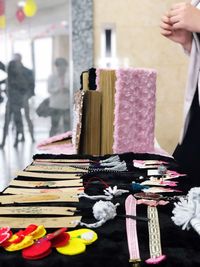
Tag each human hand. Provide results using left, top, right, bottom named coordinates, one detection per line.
left=169, top=2, right=200, bottom=32
left=160, top=12, right=192, bottom=52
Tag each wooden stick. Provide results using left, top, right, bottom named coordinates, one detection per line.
left=0, top=206, right=76, bottom=216
left=0, top=216, right=81, bottom=228
left=32, top=162, right=90, bottom=168
left=0, top=193, right=78, bottom=204
left=3, top=187, right=83, bottom=195
left=16, top=171, right=82, bottom=180
left=25, top=165, right=88, bottom=173
left=9, top=179, right=83, bottom=188
left=34, top=159, right=90, bottom=163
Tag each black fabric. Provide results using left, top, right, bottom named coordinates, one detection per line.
left=36, top=98, right=51, bottom=117
left=173, top=89, right=200, bottom=186
left=0, top=152, right=198, bottom=267
left=88, top=68, right=97, bottom=90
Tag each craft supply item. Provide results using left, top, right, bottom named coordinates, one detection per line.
left=16, top=170, right=81, bottom=180
left=0, top=216, right=81, bottom=228
left=0, top=193, right=78, bottom=204
left=145, top=206, right=166, bottom=264
left=57, top=228, right=98, bottom=255
left=2, top=224, right=44, bottom=248
left=142, top=187, right=181, bottom=194
left=113, top=68, right=156, bottom=154
left=104, top=161, right=127, bottom=171
left=33, top=161, right=90, bottom=169
left=68, top=229, right=98, bottom=245
left=157, top=165, right=167, bottom=175
left=134, top=192, right=162, bottom=201
left=137, top=199, right=169, bottom=207
left=57, top=237, right=86, bottom=255
left=162, top=170, right=186, bottom=180
left=96, top=69, right=116, bottom=155
left=172, top=187, right=200, bottom=235
left=134, top=192, right=185, bottom=202
left=125, top=195, right=141, bottom=267
left=82, top=71, right=89, bottom=90
left=131, top=182, right=149, bottom=191
left=120, top=214, right=149, bottom=222
left=0, top=206, right=76, bottom=216
left=147, top=170, right=160, bottom=176
left=34, top=159, right=91, bottom=163
left=22, top=228, right=69, bottom=260
left=5, top=236, right=34, bottom=251
left=79, top=200, right=119, bottom=228
left=50, top=232, right=70, bottom=248
left=79, top=90, right=101, bottom=155
left=141, top=179, right=178, bottom=187
left=100, top=155, right=120, bottom=164
left=71, top=90, right=85, bottom=153
left=0, top=227, right=12, bottom=245
left=30, top=225, right=46, bottom=240
left=133, top=160, right=168, bottom=168
left=4, top=187, right=83, bottom=195
left=78, top=186, right=129, bottom=201
left=25, top=165, right=88, bottom=173
left=9, top=179, right=83, bottom=188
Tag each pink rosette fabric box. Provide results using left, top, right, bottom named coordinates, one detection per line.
left=113, top=68, right=157, bottom=153
left=36, top=131, right=76, bottom=154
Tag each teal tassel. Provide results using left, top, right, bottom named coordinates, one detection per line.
left=131, top=182, right=149, bottom=192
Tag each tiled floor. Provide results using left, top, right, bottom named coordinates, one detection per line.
left=0, top=130, right=48, bottom=192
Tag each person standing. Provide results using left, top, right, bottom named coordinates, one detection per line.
left=0, top=60, right=24, bottom=147
left=160, top=0, right=200, bottom=181
left=13, top=53, right=35, bottom=142
left=47, top=58, right=70, bottom=137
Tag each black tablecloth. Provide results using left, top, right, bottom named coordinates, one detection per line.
left=0, top=152, right=199, bottom=267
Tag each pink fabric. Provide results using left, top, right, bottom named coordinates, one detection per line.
left=145, top=255, right=166, bottom=264
left=37, top=131, right=72, bottom=147
left=113, top=68, right=157, bottom=153
left=125, top=195, right=140, bottom=262
left=95, top=68, right=100, bottom=91
left=37, top=131, right=76, bottom=155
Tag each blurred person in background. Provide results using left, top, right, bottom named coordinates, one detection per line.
left=13, top=53, right=35, bottom=142
left=47, top=57, right=70, bottom=137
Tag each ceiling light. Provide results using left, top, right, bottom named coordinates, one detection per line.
left=18, top=1, right=26, bottom=7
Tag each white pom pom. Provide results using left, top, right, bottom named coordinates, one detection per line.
left=172, top=187, right=200, bottom=233
left=172, top=198, right=195, bottom=230
left=93, top=200, right=119, bottom=221
left=79, top=200, right=120, bottom=228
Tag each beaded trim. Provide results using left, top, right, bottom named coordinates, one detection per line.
left=145, top=206, right=166, bottom=264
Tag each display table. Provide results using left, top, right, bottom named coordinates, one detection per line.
left=0, top=152, right=198, bottom=267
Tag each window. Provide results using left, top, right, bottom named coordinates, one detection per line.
left=100, top=24, right=117, bottom=68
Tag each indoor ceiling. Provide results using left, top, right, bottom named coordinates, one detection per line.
left=4, top=0, right=69, bottom=38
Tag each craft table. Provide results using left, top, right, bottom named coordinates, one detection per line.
left=0, top=152, right=198, bottom=267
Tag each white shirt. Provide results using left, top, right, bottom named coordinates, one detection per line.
left=47, top=73, right=69, bottom=110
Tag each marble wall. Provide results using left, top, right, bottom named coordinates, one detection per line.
left=71, top=0, right=94, bottom=91
left=93, top=0, right=189, bottom=154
